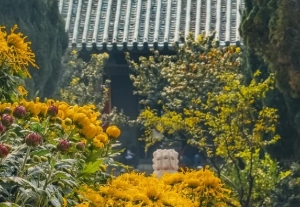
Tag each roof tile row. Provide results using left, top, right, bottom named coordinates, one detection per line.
left=58, top=0, right=244, bottom=51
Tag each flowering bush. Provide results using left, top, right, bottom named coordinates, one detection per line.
left=76, top=168, right=238, bottom=207
left=0, top=99, right=122, bottom=206
left=128, top=34, right=281, bottom=206
left=0, top=25, right=123, bottom=206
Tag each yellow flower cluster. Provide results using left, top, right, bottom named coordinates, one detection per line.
left=76, top=168, right=235, bottom=207
left=0, top=99, right=121, bottom=148
left=0, top=25, right=38, bottom=77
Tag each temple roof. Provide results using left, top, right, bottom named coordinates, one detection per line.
left=58, top=0, right=244, bottom=51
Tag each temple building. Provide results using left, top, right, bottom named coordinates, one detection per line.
left=58, top=0, right=244, bottom=157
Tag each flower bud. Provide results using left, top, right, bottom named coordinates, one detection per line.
left=101, top=165, right=107, bottom=171
left=40, top=156, right=48, bottom=162
left=57, top=181, right=65, bottom=188
left=47, top=105, right=58, bottom=117
left=0, top=144, right=9, bottom=158
left=25, top=132, right=42, bottom=147
left=76, top=142, right=85, bottom=151
left=57, top=139, right=71, bottom=153
left=32, top=155, right=41, bottom=162
left=64, top=118, right=72, bottom=126
left=0, top=123, right=6, bottom=134
left=55, top=117, right=63, bottom=124
left=1, top=114, right=13, bottom=127
left=3, top=107, right=12, bottom=114
left=63, top=168, right=71, bottom=173
left=13, top=106, right=26, bottom=118
left=30, top=117, right=40, bottom=123
left=9, top=132, right=18, bottom=138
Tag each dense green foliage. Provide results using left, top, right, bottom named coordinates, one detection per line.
left=272, top=163, right=300, bottom=206
left=241, top=0, right=300, bottom=96
left=0, top=24, right=123, bottom=207
left=240, top=0, right=300, bottom=160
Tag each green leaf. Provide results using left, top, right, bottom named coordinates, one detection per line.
left=79, top=160, right=102, bottom=176
left=0, top=185, right=9, bottom=196
left=61, top=179, right=78, bottom=188
left=54, top=159, right=77, bottom=169
left=0, top=202, right=21, bottom=207
left=50, top=157, right=56, bottom=168
left=30, top=149, right=50, bottom=156
left=27, top=166, right=45, bottom=177
left=87, top=150, right=103, bottom=162
left=10, top=124, right=24, bottom=137
left=52, top=171, right=71, bottom=179
left=29, top=123, right=44, bottom=134
left=1, top=177, right=37, bottom=190
left=47, top=185, right=63, bottom=207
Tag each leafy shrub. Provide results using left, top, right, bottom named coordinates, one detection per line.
left=0, top=99, right=122, bottom=206
left=272, top=163, right=300, bottom=207
left=0, top=24, right=123, bottom=207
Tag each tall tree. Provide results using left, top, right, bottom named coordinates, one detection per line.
left=240, top=0, right=300, bottom=159
left=127, top=34, right=280, bottom=206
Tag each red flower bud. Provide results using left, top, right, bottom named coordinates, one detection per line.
left=13, top=106, right=26, bottom=118
left=0, top=144, right=9, bottom=158
left=76, top=142, right=85, bottom=151
left=57, top=140, right=71, bottom=153
left=1, top=114, right=13, bottom=127
left=47, top=105, right=58, bottom=117
left=25, top=133, right=42, bottom=147
left=0, top=123, right=6, bottom=134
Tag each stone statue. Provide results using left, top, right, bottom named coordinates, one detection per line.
left=152, top=149, right=179, bottom=177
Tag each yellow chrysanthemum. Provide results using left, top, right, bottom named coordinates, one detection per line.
left=0, top=26, right=9, bottom=60
left=62, top=197, right=67, bottom=207
left=0, top=102, right=13, bottom=113
left=26, top=101, right=41, bottom=116
left=185, top=178, right=202, bottom=189
left=30, top=117, right=40, bottom=123
left=75, top=202, right=90, bottom=207
left=92, top=138, right=104, bottom=148
left=64, top=117, right=73, bottom=126
left=106, top=126, right=121, bottom=138
left=94, top=132, right=109, bottom=144
left=17, top=86, right=28, bottom=96
left=73, top=113, right=90, bottom=128
left=6, top=25, right=38, bottom=76
left=76, top=169, right=235, bottom=207
left=82, top=123, right=98, bottom=139
left=161, top=173, right=184, bottom=185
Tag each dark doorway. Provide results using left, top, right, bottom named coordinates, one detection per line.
left=110, top=75, right=143, bottom=156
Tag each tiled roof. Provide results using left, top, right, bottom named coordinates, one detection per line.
left=58, top=0, right=244, bottom=51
